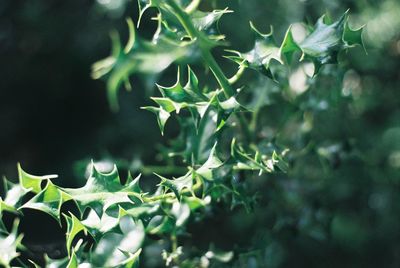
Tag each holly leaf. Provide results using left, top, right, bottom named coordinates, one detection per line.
left=66, top=250, right=78, bottom=268
left=143, top=67, right=208, bottom=134
left=215, top=92, right=247, bottom=131
left=43, top=254, right=71, bottom=268
left=282, top=10, right=365, bottom=74
left=81, top=209, right=122, bottom=243
left=228, top=11, right=364, bottom=77
left=157, top=171, right=194, bottom=200
left=279, top=25, right=300, bottom=64
left=171, top=202, right=190, bottom=227
left=92, top=18, right=195, bottom=111
left=18, top=163, right=57, bottom=193
left=91, top=217, right=144, bottom=267
left=116, top=248, right=142, bottom=268
left=64, top=213, right=87, bottom=256
left=196, top=143, right=225, bottom=181
left=183, top=195, right=211, bottom=211
left=119, top=203, right=161, bottom=226
left=20, top=181, right=71, bottom=222
left=230, top=139, right=288, bottom=175
left=225, top=22, right=282, bottom=79
left=192, top=9, right=232, bottom=32
left=0, top=219, right=24, bottom=267
left=0, top=178, right=26, bottom=216
left=146, top=215, right=175, bottom=235
left=141, top=106, right=171, bottom=135
left=61, top=163, right=142, bottom=218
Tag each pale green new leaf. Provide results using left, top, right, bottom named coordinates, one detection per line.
left=64, top=213, right=87, bottom=256
left=18, top=163, right=57, bottom=193
left=66, top=251, right=78, bottom=268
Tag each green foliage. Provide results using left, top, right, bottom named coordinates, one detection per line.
left=0, top=0, right=366, bottom=267
left=0, top=220, right=24, bottom=268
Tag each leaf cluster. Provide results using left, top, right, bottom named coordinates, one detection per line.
left=0, top=0, right=365, bottom=267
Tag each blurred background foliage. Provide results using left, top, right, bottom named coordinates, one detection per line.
left=0, top=0, right=399, bottom=267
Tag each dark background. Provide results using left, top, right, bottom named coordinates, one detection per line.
left=1, top=0, right=400, bottom=267
left=0, top=0, right=161, bottom=183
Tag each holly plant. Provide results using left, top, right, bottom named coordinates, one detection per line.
left=0, top=0, right=364, bottom=267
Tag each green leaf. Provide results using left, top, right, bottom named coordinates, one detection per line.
left=228, top=11, right=364, bottom=77
left=297, top=10, right=365, bottom=74
left=225, top=22, right=282, bottom=78
left=279, top=25, right=300, bottom=63
left=157, top=70, right=188, bottom=103
left=64, top=213, right=87, bottom=256
left=0, top=219, right=24, bottom=267
left=157, top=171, right=194, bottom=200
left=125, top=171, right=143, bottom=194
left=91, top=217, right=144, bottom=267
left=196, top=143, right=224, bottom=181
left=146, top=215, right=175, bottom=235
left=117, top=248, right=142, bottom=268
left=343, top=18, right=364, bottom=48
left=18, top=163, right=57, bottom=193
left=185, top=66, right=200, bottom=94
left=0, top=178, right=26, bottom=216
left=66, top=251, right=78, bottom=268
left=92, top=12, right=196, bottom=111
left=192, top=9, right=232, bottom=31
left=43, top=254, right=70, bottom=268
left=215, top=92, right=247, bottom=131
left=230, top=139, right=273, bottom=174
left=271, top=151, right=289, bottom=173
left=141, top=106, right=171, bottom=135
left=61, top=163, right=142, bottom=218
left=136, top=0, right=154, bottom=26
left=151, top=97, right=182, bottom=113
left=299, top=15, right=344, bottom=72
left=81, top=209, right=121, bottom=243
left=124, top=18, right=136, bottom=54
left=183, top=195, right=211, bottom=211
left=0, top=198, right=18, bottom=216
left=171, top=201, right=190, bottom=227
left=157, top=67, right=205, bottom=104
left=119, top=203, right=160, bottom=225
left=20, top=181, right=71, bottom=222
left=143, top=66, right=208, bottom=134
